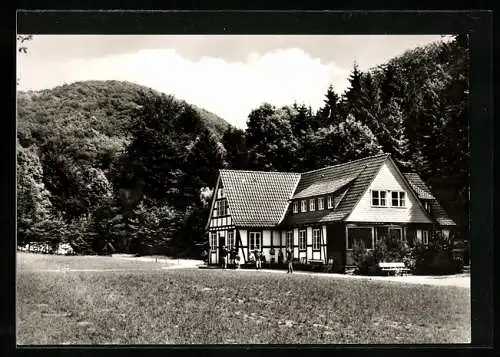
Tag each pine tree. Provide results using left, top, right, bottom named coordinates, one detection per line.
left=385, top=99, right=411, bottom=169
left=358, top=73, right=383, bottom=133
left=342, top=62, right=363, bottom=118
left=380, top=63, right=402, bottom=108
left=318, top=85, right=342, bottom=127
left=290, top=102, right=314, bottom=136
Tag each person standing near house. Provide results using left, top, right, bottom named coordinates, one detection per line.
left=235, top=254, right=241, bottom=269
left=278, top=249, right=284, bottom=265
left=286, top=247, right=293, bottom=274
left=270, top=247, right=275, bottom=265
left=221, top=245, right=228, bottom=269
left=229, top=247, right=236, bottom=268
left=254, top=249, right=262, bottom=270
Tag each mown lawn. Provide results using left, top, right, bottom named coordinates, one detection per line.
left=17, top=253, right=470, bottom=344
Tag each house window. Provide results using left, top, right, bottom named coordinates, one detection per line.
left=327, top=195, right=334, bottom=209
left=286, top=231, right=293, bottom=249
left=293, top=201, right=298, bottom=213
left=318, top=197, right=325, bottom=210
left=249, top=232, right=262, bottom=251
left=391, top=191, right=405, bottom=207
left=347, top=227, right=373, bottom=250
left=422, top=230, right=429, bottom=245
left=298, top=230, right=307, bottom=250
left=210, top=232, right=217, bottom=252
left=309, top=199, right=316, bottom=211
left=375, top=226, right=388, bottom=244
left=227, top=231, right=235, bottom=249
left=301, top=200, right=307, bottom=212
left=388, top=227, right=403, bottom=241
left=312, top=229, right=321, bottom=250
left=423, top=201, right=431, bottom=213
left=371, top=190, right=386, bottom=207
left=416, top=229, right=429, bottom=245
left=217, top=199, right=227, bottom=216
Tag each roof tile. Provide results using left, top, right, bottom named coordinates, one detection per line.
left=403, top=173, right=455, bottom=226
left=214, top=154, right=456, bottom=229
left=220, top=170, right=301, bottom=227
left=282, top=154, right=389, bottom=226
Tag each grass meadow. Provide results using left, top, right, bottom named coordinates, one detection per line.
left=17, top=253, right=470, bottom=344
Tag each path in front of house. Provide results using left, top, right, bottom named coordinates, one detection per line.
left=111, top=254, right=203, bottom=269
left=110, top=254, right=469, bottom=288
left=233, top=268, right=470, bottom=288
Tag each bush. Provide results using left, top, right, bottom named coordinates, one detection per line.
left=411, top=231, right=463, bottom=275
left=372, top=233, right=410, bottom=263
left=351, top=241, right=380, bottom=276
left=352, top=233, right=416, bottom=276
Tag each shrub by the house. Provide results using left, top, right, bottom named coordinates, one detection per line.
left=351, top=241, right=380, bottom=276
left=411, top=231, right=463, bottom=275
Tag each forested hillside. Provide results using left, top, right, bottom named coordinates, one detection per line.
left=17, top=81, right=229, bottom=256
left=17, top=35, right=469, bottom=256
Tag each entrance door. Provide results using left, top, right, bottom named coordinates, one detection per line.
left=218, top=233, right=226, bottom=264
left=327, top=224, right=345, bottom=268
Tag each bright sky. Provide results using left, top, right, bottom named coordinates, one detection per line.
left=17, top=35, right=445, bottom=128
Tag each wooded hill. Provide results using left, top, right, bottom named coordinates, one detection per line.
left=17, top=35, right=469, bottom=257
left=17, top=80, right=229, bottom=255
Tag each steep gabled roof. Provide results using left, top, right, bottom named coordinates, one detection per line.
left=403, top=173, right=456, bottom=226
left=281, top=153, right=389, bottom=226
left=219, top=169, right=301, bottom=227
left=403, top=173, right=436, bottom=199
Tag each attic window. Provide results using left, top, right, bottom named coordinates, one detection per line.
left=327, top=195, right=334, bottom=209
left=309, top=199, right=316, bottom=211
left=318, top=197, right=325, bottom=210
left=372, top=190, right=386, bottom=207
left=391, top=191, right=405, bottom=207
left=301, top=200, right=307, bottom=213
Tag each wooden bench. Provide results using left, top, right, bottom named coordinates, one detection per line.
left=378, top=262, right=410, bottom=276
left=308, top=259, right=324, bottom=267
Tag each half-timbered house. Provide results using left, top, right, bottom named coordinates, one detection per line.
left=205, top=153, right=456, bottom=269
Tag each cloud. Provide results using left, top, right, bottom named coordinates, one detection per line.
left=18, top=48, right=349, bottom=128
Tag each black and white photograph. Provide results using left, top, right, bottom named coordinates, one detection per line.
left=16, top=18, right=475, bottom=345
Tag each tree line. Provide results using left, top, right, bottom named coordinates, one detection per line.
left=16, top=35, right=469, bottom=256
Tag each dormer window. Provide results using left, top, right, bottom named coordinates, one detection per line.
left=372, top=190, right=386, bottom=207
left=301, top=200, right=307, bottom=212
left=309, top=199, right=316, bottom=211
left=327, top=195, right=334, bottom=209
left=318, top=197, right=325, bottom=210
left=293, top=201, right=298, bottom=213
left=391, top=191, right=405, bottom=207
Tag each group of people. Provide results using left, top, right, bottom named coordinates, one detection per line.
left=217, top=246, right=294, bottom=273
left=219, top=246, right=241, bottom=269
